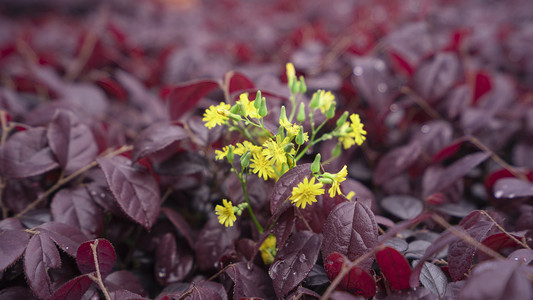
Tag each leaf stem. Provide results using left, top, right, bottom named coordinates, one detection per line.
left=89, top=240, right=111, bottom=300
left=238, top=173, right=263, bottom=233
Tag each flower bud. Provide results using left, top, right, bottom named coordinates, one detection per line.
left=240, top=150, right=251, bottom=168
left=258, top=97, right=268, bottom=117
left=336, top=111, right=349, bottom=128
left=311, top=153, right=321, bottom=173
left=254, top=90, right=262, bottom=109
left=297, top=102, right=306, bottom=123
left=298, top=76, right=307, bottom=94
left=295, top=126, right=305, bottom=145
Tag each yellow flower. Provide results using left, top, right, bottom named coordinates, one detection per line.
left=203, top=102, right=231, bottom=129
left=279, top=118, right=302, bottom=138
left=262, top=136, right=289, bottom=167
left=286, top=63, right=296, bottom=80
left=317, top=90, right=336, bottom=114
left=259, top=235, right=277, bottom=265
left=328, top=165, right=348, bottom=197
left=215, top=145, right=231, bottom=161
left=215, top=199, right=237, bottom=227
left=290, top=177, right=324, bottom=209
left=236, top=93, right=259, bottom=119
left=234, top=140, right=262, bottom=156
left=250, top=153, right=274, bottom=180
left=349, top=114, right=367, bottom=146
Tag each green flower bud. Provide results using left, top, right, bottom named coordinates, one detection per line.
left=240, top=150, right=251, bottom=168
left=298, top=76, right=307, bottom=94
left=297, top=102, right=306, bottom=123
left=283, top=142, right=294, bottom=153
left=278, top=125, right=285, bottom=139
left=332, top=143, right=342, bottom=158
left=325, top=104, right=335, bottom=119
left=280, top=106, right=287, bottom=122
left=227, top=145, right=234, bottom=164
left=295, top=126, right=305, bottom=145
left=230, top=104, right=241, bottom=115
left=258, top=97, right=268, bottom=117
left=290, top=78, right=300, bottom=95
left=309, top=91, right=320, bottom=109
left=336, top=111, right=349, bottom=128
left=318, top=177, right=333, bottom=184
left=311, top=153, right=321, bottom=173
left=254, top=90, right=262, bottom=109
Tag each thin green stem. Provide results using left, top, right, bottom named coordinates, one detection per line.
left=239, top=174, right=263, bottom=233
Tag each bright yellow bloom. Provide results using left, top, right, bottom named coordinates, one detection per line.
left=215, top=199, right=237, bottom=227
left=328, top=165, right=348, bottom=197
left=286, top=63, right=296, bottom=80
left=290, top=177, right=324, bottom=209
left=259, top=235, right=277, bottom=265
left=203, top=102, right=231, bottom=129
left=236, top=93, right=259, bottom=119
left=262, top=136, right=290, bottom=167
left=234, top=140, right=262, bottom=156
left=215, top=145, right=232, bottom=161
left=338, top=123, right=355, bottom=149
left=349, top=114, right=367, bottom=146
left=250, top=153, right=274, bottom=180
left=316, top=90, right=336, bottom=114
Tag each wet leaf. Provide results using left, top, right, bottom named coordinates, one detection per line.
left=38, top=221, right=89, bottom=257
left=155, top=233, right=193, bottom=285
left=195, top=216, right=239, bottom=271
left=493, top=177, right=533, bottom=199
left=50, top=274, right=93, bottom=300
left=226, top=262, right=275, bottom=300
left=414, top=52, right=460, bottom=101
left=324, top=252, right=376, bottom=298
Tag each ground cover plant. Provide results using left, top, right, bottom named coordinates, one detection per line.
left=1, top=0, right=533, bottom=299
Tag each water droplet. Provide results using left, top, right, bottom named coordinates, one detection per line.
left=269, top=260, right=283, bottom=278
left=421, top=125, right=430, bottom=133
left=353, top=66, right=363, bottom=76
left=377, top=83, right=388, bottom=93
left=292, top=271, right=297, bottom=276
left=494, top=190, right=504, bottom=198
left=90, top=191, right=97, bottom=196
left=298, top=254, right=307, bottom=263
left=158, top=268, right=167, bottom=278
left=390, top=104, right=398, bottom=112
left=509, top=193, right=515, bottom=198
left=374, top=60, right=385, bottom=71
left=100, top=193, right=106, bottom=198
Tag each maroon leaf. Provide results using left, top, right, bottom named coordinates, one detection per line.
left=157, top=281, right=226, bottom=300
left=381, top=195, right=424, bottom=220
left=351, top=56, right=394, bottom=115
left=161, top=207, right=195, bottom=249
left=195, top=216, right=239, bottom=271
left=155, top=233, right=193, bottom=285
left=459, top=260, right=533, bottom=300
left=225, top=262, right=275, bottom=299
left=227, top=72, right=255, bottom=95
left=373, top=141, right=422, bottom=186
left=38, top=221, right=90, bottom=257
left=162, top=80, right=220, bottom=120
left=0, top=286, right=39, bottom=300
left=508, top=249, right=533, bottom=264
left=105, top=271, right=146, bottom=296
left=412, top=121, right=453, bottom=157
left=376, top=246, right=412, bottom=290
left=413, top=52, right=460, bottom=101
left=110, top=289, right=150, bottom=300
left=0, top=228, right=29, bottom=272
left=98, top=155, right=161, bottom=229
left=324, top=252, right=376, bottom=298
left=76, top=239, right=116, bottom=278
left=24, top=233, right=62, bottom=300
left=47, top=110, right=98, bottom=175
left=473, top=71, right=492, bottom=104
left=432, top=137, right=467, bottom=163
left=493, top=177, right=533, bottom=199
left=131, top=123, right=188, bottom=162
left=479, top=232, right=523, bottom=261
left=50, top=274, right=93, bottom=300
left=270, top=163, right=312, bottom=215
left=51, top=187, right=104, bottom=237
left=0, top=127, right=58, bottom=178
left=448, top=211, right=499, bottom=281
left=269, top=231, right=322, bottom=298
left=322, top=201, right=378, bottom=270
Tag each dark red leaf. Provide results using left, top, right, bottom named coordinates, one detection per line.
left=269, top=231, right=322, bottom=298
left=96, top=77, right=128, bottom=102
left=351, top=56, right=394, bottom=115
left=38, top=221, right=90, bottom=257
left=110, top=289, right=150, bottom=300
left=0, top=229, right=29, bottom=271
left=286, top=287, right=321, bottom=300
left=477, top=232, right=524, bottom=261
left=270, top=163, right=312, bottom=215
left=51, top=187, right=104, bottom=237
left=459, top=260, right=533, bottom=300
left=47, top=110, right=98, bottom=175
left=295, top=193, right=345, bottom=233
left=76, top=239, right=116, bottom=278
left=162, top=80, right=220, bottom=121
left=373, top=141, right=422, bottom=185
left=0, top=127, right=59, bottom=178
left=472, top=71, right=492, bottom=104
left=195, top=216, right=239, bottom=271
left=381, top=195, right=424, bottom=220
left=131, top=123, right=188, bottom=162
left=161, top=208, right=195, bottom=249
left=105, top=271, right=147, bottom=296
left=412, top=121, right=453, bottom=157
left=225, top=262, right=275, bottom=300
left=227, top=72, right=255, bottom=95
left=24, top=233, right=62, bottom=300
left=322, top=201, right=378, bottom=270
left=376, top=246, right=412, bottom=290
left=98, top=155, right=161, bottom=229
left=155, top=233, right=193, bottom=285
left=50, top=274, right=93, bottom=300
left=432, top=138, right=467, bottom=163
left=324, top=252, right=376, bottom=298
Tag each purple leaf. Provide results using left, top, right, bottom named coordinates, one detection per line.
left=459, top=260, right=533, bottom=300
left=381, top=195, right=424, bottom=220
left=295, top=193, right=346, bottom=233
left=76, top=239, right=116, bottom=278
left=0, top=229, right=29, bottom=271
left=47, top=110, right=98, bottom=175
left=110, top=289, right=150, bottom=300
left=0, top=217, right=25, bottom=230
left=417, top=261, right=447, bottom=298
left=508, top=249, right=533, bottom=265
left=227, top=72, right=255, bottom=95
left=0, top=127, right=59, bottom=178
left=322, top=201, right=378, bottom=270
left=0, top=286, right=39, bottom=300
left=195, top=216, right=239, bottom=271
left=98, top=155, right=161, bottom=229
left=412, top=121, right=453, bottom=157
left=38, top=221, right=90, bottom=257
left=155, top=233, right=193, bottom=285
left=161, top=207, right=195, bottom=249
left=448, top=211, right=499, bottom=281
left=24, top=233, right=61, bottom=300
left=105, top=271, right=147, bottom=296
left=269, top=231, right=322, bottom=298
left=51, top=187, right=104, bottom=237
left=49, top=274, right=93, bottom=300
left=351, top=56, right=394, bottom=115
left=493, top=177, right=533, bottom=199
left=422, top=152, right=489, bottom=198
left=157, top=281, right=226, bottom=300
left=162, top=80, right=220, bottom=121
left=225, top=262, right=275, bottom=300
left=132, top=122, right=188, bottom=162
left=413, top=52, right=460, bottom=101
left=373, top=141, right=422, bottom=186
left=270, top=163, right=312, bottom=215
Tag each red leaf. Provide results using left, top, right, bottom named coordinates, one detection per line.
left=24, top=233, right=61, bottom=300
left=324, top=252, right=376, bottom=298
left=161, top=80, right=220, bottom=120
left=47, top=110, right=98, bottom=175
left=38, top=221, right=90, bottom=257
left=131, top=122, right=188, bottom=162
left=161, top=207, right=195, bottom=249
left=98, top=155, right=161, bottom=229
left=373, top=141, right=422, bottom=185
left=227, top=71, right=255, bottom=95
left=432, top=138, right=466, bottom=163
left=154, top=233, right=193, bottom=285
left=472, top=71, right=492, bottom=105
left=376, top=246, right=412, bottom=290
left=225, top=262, right=276, bottom=299
left=76, top=239, right=116, bottom=278
left=50, top=275, right=93, bottom=300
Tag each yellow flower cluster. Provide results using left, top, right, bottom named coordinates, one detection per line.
left=338, top=113, right=367, bottom=149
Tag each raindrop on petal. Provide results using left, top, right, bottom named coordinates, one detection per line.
left=494, top=190, right=504, bottom=198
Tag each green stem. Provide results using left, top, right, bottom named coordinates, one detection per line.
left=239, top=174, right=263, bottom=233
left=288, top=94, right=297, bottom=122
